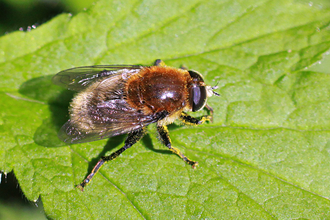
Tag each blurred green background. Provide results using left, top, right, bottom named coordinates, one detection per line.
left=0, top=1, right=94, bottom=219
left=0, top=0, right=94, bottom=36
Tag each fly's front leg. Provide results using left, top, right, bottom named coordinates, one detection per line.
left=179, top=111, right=212, bottom=125
left=77, top=127, right=146, bottom=191
left=157, top=125, right=198, bottom=168
left=204, top=104, right=214, bottom=122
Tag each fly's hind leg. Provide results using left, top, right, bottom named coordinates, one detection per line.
left=157, top=125, right=198, bottom=168
left=77, top=127, right=146, bottom=191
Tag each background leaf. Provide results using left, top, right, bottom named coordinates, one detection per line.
left=1, top=0, right=330, bottom=219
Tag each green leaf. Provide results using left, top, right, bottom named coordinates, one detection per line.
left=1, top=0, right=330, bottom=219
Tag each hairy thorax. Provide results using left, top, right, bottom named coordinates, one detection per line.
left=125, top=66, right=191, bottom=115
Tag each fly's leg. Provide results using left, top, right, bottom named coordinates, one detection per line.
left=154, top=59, right=190, bottom=70
left=179, top=111, right=212, bottom=125
left=205, top=104, right=213, bottom=115
left=154, top=59, right=166, bottom=66
left=77, top=127, right=146, bottom=191
left=157, top=125, right=198, bottom=168
left=154, top=59, right=190, bottom=71
left=204, top=104, right=215, bottom=122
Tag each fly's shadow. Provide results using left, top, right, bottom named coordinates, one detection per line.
left=19, top=75, right=73, bottom=147
left=142, top=132, right=176, bottom=155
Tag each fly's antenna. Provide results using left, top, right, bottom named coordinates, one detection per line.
left=212, top=82, right=220, bottom=97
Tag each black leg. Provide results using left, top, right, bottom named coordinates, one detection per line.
left=179, top=112, right=212, bottom=125
left=180, top=64, right=188, bottom=70
left=154, top=59, right=166, bottom=66
left=155, top=59, right=188, bottom=71
left=204, top=104, right=215, bottom=122
left=157, top=125, right=198, bottom=168
left=77, top=128, right=146, bottom=191
left=205, top=104, right=214, bottom=116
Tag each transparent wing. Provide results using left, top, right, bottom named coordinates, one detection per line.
left=59, top=110, right=169, bottom=144
left=52, top=65, right=143, bottom=91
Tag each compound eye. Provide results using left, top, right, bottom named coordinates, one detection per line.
left=190, top=85, right=206, bottom=112
left=188, top=70, right=203, bottom=81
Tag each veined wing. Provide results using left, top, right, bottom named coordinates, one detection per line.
left=59, top=110, right=169, bottom=144
left=52, top=65, right=143, bottom=91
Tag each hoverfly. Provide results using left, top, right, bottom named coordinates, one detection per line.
left=53, top=59, right=219, bottom=191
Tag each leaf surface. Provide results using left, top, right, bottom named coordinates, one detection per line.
left=1, top=0, right=330, bottom=219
